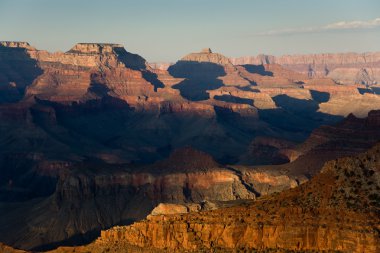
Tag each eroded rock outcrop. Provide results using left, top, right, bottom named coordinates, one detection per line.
left=0, top=147, right=263, bottom=250
left=91, top=143, right=380, bottom=252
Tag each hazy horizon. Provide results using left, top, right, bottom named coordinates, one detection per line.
left=1, top=0, right=380, bottom=62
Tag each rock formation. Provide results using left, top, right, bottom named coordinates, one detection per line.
left=4, top=109, right=380, bottom=250
left=0, top=147, right=259, bottom=250
left=81, top=143, right=380, bottom=252
left=180, top=48, right=232, bottom=66
left=251, top=109, right=380, bottom=183
left=0, top=243, right=28, bottom=253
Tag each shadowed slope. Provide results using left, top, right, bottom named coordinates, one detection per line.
left=0, top=42, right=43, bottom=102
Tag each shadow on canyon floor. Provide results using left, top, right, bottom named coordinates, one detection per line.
left=113, top=46, right=165, bottom=91
left=241, top=64, right=273, bottom=76
left=214, top=94, right=254, bottom=106
left=169, top=61, right=226, bottom=101
left=310, top=90, right=330, bottom=103
left=261, top=94, right=343, bottom=139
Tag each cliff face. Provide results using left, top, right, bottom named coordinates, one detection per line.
left=231, top=52, right=380, bottom=66
left=0, top=146, right=304, bottom=251
left=38, top=113, right=380, bottom=252
left=231, top=52, right=380, bottom=85
left=180, top=48, right=232, bottom=66
left=24, top=42, right=164, bottom=105
left=91, top=143, right=380, bottom=253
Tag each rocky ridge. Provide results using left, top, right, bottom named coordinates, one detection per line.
left=77, top=142, right=380, bottom=253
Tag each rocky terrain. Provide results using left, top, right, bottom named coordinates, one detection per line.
left=0, top=146, right=294, bottom=250
left=1, top=41, right=380, bottom=251
left=1, top=111, right=380, bottom=251
left=59, top=142, right=380, bottom=252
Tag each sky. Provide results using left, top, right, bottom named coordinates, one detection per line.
left=1, top=0, right=380, bottom=62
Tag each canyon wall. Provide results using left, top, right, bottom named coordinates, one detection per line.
left=91, top=143, right=380, bottom=252
left=231, top=52, right=380, bottom=85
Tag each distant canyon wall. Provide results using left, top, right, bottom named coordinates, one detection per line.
left=150, top=52, right=380, bottom=85
left=230, top=52, right=380, bottom=85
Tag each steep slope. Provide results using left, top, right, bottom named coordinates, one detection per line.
left=236, top=110, right=380, bottom=194
left=0, top=42, right=43, bottom=102
left=25, top=42, right=167, bottom=106
left=75, top=143, right=380, bottom=252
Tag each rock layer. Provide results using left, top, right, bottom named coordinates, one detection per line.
left=231, top=52, right=380, bottom=85
left=92, top=143, right=380, bottom=252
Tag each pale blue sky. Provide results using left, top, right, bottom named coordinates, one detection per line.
left=1, top=0, right=380, bottom=61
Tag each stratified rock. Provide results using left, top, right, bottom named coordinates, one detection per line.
left=180, top=48, right=231, bottom=65
left=67, top=43, right=124, bottom=55
left=0, top=41, right=35, bottom=50
left=231, top=52, right=380, bottom=85
left=0, top=148, right=258, bottom=250
left=2, top=42, right=380, bottom=252
left=91, top=143, right=380, bottom=252
left=148, top=203, right=199, bottom=217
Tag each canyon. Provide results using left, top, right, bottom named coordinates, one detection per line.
left=0, top=41, right=380, bottom=252
left=80, top=142, right=379, bottom=252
